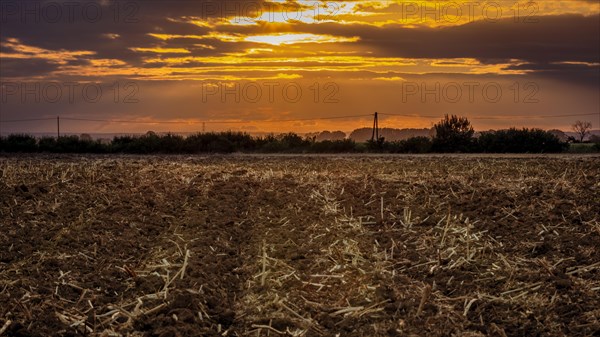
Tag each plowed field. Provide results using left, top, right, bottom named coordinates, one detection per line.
left=1, top=155, right=599, bottom=336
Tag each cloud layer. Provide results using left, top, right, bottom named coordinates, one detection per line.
left=1, top=0, right=598, bottom=132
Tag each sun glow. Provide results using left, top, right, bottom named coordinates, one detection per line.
left=1, top=0, right=598, bottom=133
left=243, top=33, right=359, bottom=45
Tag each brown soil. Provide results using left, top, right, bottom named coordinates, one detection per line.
left=0, top=154, right=599, bottom=336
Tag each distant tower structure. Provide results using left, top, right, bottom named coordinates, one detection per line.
left=371, top=112, right=379, bottom=142
left=202, top=122, right=206, bottom=133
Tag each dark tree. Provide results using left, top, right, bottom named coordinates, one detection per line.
left=572, top=121, right=592, bottom=142
left=432, top=115, right=475, bottom=152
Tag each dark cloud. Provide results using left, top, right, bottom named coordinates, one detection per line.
left=0, top=0, right=254, bottom=64
left=295, top=14, right=599, bottom=64
left=0, top=57, right=60, bottom=77
left=503, top=62, right=600, bottom=87
left=0, top=1, right=598, bottom=88
left=293, top=13, right=599, bottom=86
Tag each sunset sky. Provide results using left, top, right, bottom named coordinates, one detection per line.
left=1, top=0, right=599, bottom=134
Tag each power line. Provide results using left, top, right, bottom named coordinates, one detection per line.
left=471, top=113, right=599, bottom=120
left=1, top=112, right=596, bottom=128
left=57, top=114, right=373, bottom=125
left=379, top=112, right=599, bottom=120
left=379, top=113, right=439, bottom=119
left=1, top=118, right=56, bottom=123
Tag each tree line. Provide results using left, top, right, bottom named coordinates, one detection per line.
left=1, top=115, right=597, bottom=154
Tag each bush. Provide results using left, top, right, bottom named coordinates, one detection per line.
left=60, top=135, right=106, bottom=153
left=366, top=137, right=386, bottom=151
left=0, top=128, right=575, bottom=154
left=478, top=128, right=567, bottom=153
left=157, top=133, right=185, bottom=153
left=112, top=134, right=156, bottom=153
left=38, top=137, right=57, bottom=152
left=110, top=135, right=137, bottom=153
left=432, top=115, right=474, bottom=152
left=1, top=134, right=38, bottom=152
left=257, top=133, right=311, bottom=152
left=181, top=132, right=253, bottom=153
left=220, top=131, right=257, bottom=151
left=399, top=136, right=432, bottom=153
left=309, top=139, right=357, bottom=153
left=279, top=133, right=310, bottom=151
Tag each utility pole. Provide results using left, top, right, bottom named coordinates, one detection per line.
left=371, top=112, right=379, bottom=142
left=202, top=122, right=206, bottom=133
left=57, top=116, right=60, bottom=138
